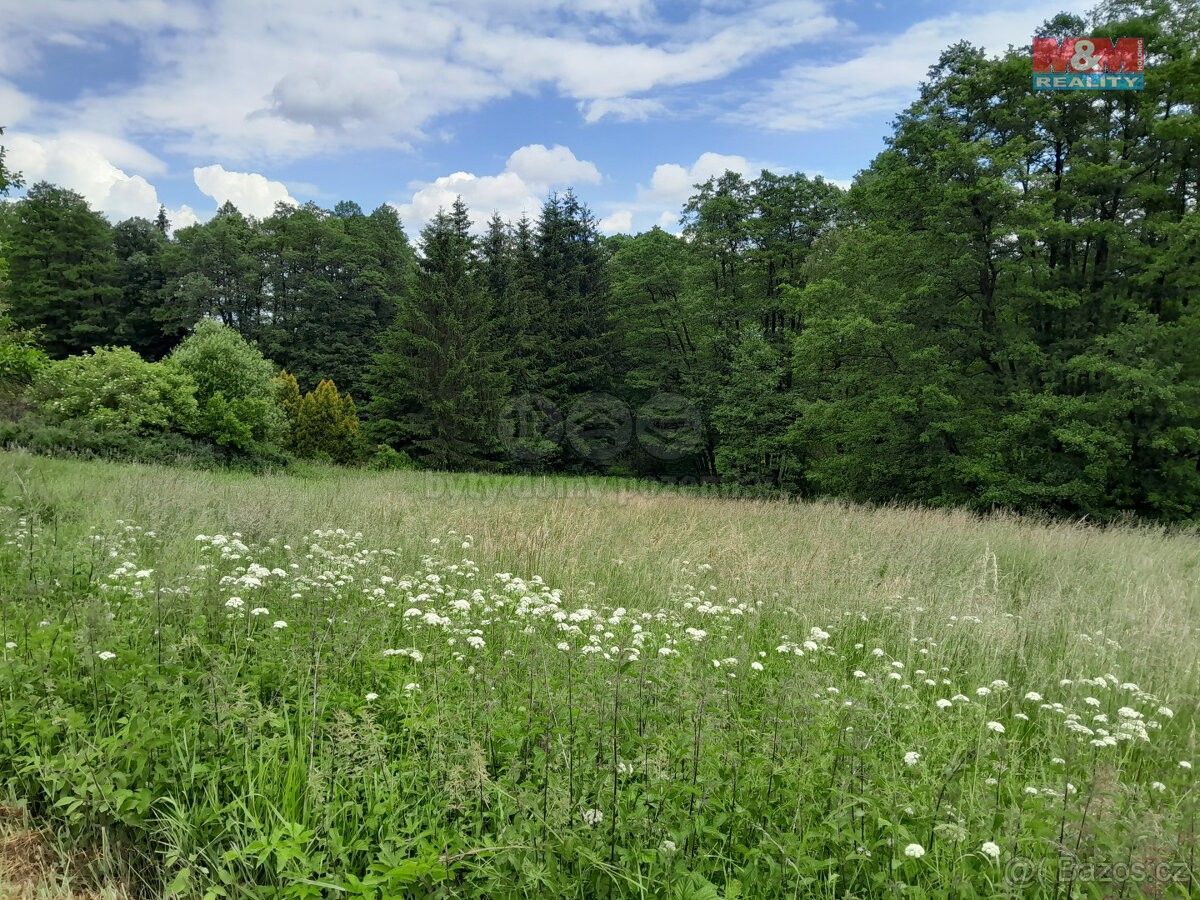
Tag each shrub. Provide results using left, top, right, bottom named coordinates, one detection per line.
left=166, top=321, right=284, bottom=455
left=0, top=300, right=48, bottom=417
left=366, top=443, right=415, bottom=471
left=0, top=418, right=226, bottom=467
left=29, top=346, right=197, bottom=435
left=293, top=379, right=364, bottom=465
left=274, top=370, right=302, bottom=426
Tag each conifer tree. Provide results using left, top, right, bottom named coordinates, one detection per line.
left=274, top=370, right=302, bottom=441
left=534, top=191, right=613, bottom=402
left=367, top=197, right=509, bottom=469
left=1, top=182, right=120, bottom=356
left=293, top=378, right=363, bottom=464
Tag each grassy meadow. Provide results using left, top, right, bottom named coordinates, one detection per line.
left=0, top=450, right=1197, bottom=897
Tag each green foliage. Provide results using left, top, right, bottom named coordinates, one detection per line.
left=292, top=378, right=364, bottom=465
left=166, top=320, right=284, bottom=455
left=367, top=200, right=509, bottom=470
left=0, top=182, right=120, bottom=356
left=784, top=10, right=1200, bottom=520
left=0, top=419, right=227, bottom=467
left=111, top=216, right=185, bottom=359
left=30, top=346, right=197, bottom=436
left=0, top=126, right=22, bottom=289
left=532, top=191, right=614, bottom=404
left=366, top=443, right=415, bottom=470
left=0, top=299, right=47, bottom=404
left=275, top=369, right=302, bottom=426
left=251, top=203, right=414, bottom=399
left=2, top=8, right=1200, bottom=520
left=0, top=125, right=21, bottom=199
left=712, top=328, right=800, bottom=490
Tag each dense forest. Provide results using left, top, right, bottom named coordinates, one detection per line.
left=2, top=4, right=1200, bottom=521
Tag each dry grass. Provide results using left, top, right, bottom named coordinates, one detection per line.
left=0, top=806, right=126, bottom=900
left=3, top=450, right=1197, bottom=690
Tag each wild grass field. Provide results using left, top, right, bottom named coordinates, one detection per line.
left=0, top=450, right=1197, bottom=898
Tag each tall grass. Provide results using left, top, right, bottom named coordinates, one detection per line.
left=0, top=450, right=1196, bottom=897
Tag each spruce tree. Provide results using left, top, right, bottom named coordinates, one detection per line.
left=1, top=182, right=120, bottom=356
left=367, top=198, right=509, bottom=469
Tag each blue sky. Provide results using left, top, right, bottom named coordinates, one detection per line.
left=0, top=0, right=1091, bottom=235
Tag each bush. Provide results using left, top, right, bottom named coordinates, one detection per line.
left=30, top=346, right=197, bottom=435
left=166, top=321, right=284, bottom=455
left=293, top=379, right=364, bottom=465
left=0, top=418, right=227, bottom=467
left=367, top=443, right=415, bottom=471
left=0, top=301, right=48, bottom=417
left=274, top=370, right=302, bottom=424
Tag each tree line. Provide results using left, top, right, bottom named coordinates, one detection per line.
left=2, top=3, right=1199, bottom=520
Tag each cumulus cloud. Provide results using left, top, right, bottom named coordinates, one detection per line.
left=5, top=132, right=194, bottom=227
left=193, top=164, right=296, bottom=218
left=598, top=209, right=633, bottom=234
left=505, top=144, right=601, bottom=190
left=395, top=143, right=601, bottom=233
left=591, top=152, right=761, bottom=234
left=737, top=1, right=1092, bottom=131
left=640, top=152, right=755, bottom=206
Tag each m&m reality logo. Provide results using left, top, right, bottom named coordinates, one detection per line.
left=1032, top=37, right=1144, bottom=90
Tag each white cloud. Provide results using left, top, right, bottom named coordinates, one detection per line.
left=738, top=1, right=1092, bottom=131
left=395, top=143, right=601, bottom=233
left=596, top=151, right=765, bottom=234
left=505, top=144, right=601, bottom=190
left=0, top=1, right=195, bottom=76
left=2, top=0, right=840, bottom=161
left=5, top=132, right=191, bottom=226
left=580, top=97, right=666, bottom=124
left=0, top=82, right=34, bottom=127
left=641, top=152, right=754, bottom=206
left=464, top=1, right=835, bottom=101
left=193, top=164, right=296, bottom=218
left=599, top=209, right=633, bottom=234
